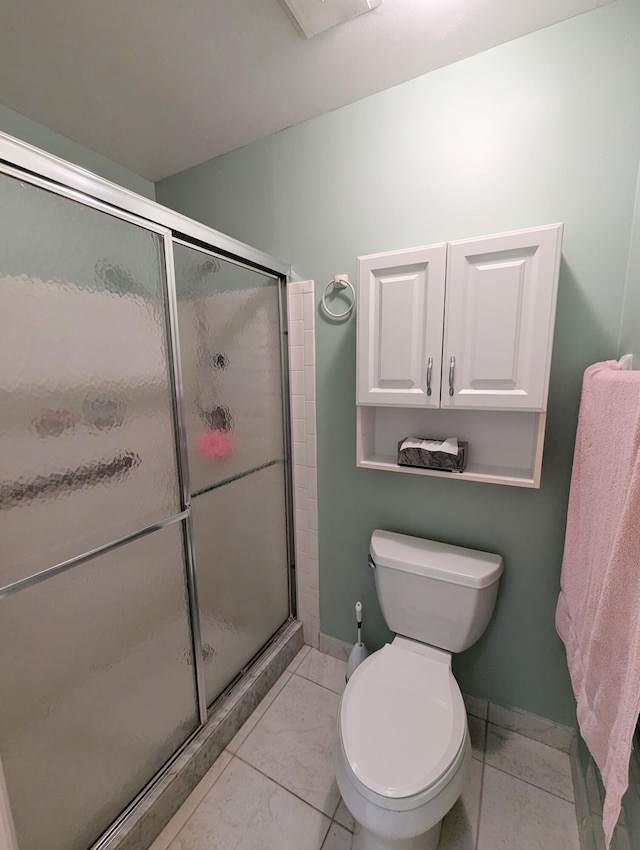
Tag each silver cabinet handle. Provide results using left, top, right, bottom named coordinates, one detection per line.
left=426, top=357, right=433, bottom=397
left=449, top=356, right=455, bottom=396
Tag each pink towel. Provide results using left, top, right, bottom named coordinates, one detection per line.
left=556, top=360, right=640, bottom=847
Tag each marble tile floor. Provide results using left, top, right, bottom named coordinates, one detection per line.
left=148, top=646, right=580, bottom=850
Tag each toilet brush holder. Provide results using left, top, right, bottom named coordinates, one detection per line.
left=346, top=601, right=369, bottom=682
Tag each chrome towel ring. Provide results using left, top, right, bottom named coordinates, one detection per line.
left=321, top=275, right=356, bottom=319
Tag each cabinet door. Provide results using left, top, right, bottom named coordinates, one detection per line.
left=357, top=244, right=446, bottom=406
left=442, top=224, right=562, bottom=411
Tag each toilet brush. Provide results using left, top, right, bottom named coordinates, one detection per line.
left=346, top=601, right=369, bottom=682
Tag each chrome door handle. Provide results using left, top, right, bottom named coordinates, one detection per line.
left=449, top=356, right=455, bottom=396
left=426, top=357, right=433, bottom=397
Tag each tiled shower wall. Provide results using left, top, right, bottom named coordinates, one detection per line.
left=287, top=281, right=320, bottom=648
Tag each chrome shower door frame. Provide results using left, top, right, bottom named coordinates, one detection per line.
left=171, top=237, right=297, bottom=623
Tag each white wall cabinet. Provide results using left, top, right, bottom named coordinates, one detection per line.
left=356, top=223, right=563, bottom=488
left=357, top=243, right=446, bottom=407
left=443, top=225, right=562, bottom=410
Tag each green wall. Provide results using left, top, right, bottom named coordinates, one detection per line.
left=0, top=103, right=155, bottom=200
left=620, top=163, right=640, bottom=356
left=157, top=0, right=640, bottom=725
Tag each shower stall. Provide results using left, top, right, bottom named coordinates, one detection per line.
left=0, top=133, right=295, bottom=850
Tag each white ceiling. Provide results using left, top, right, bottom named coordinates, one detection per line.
left=0, top=0, right=613, bottom=182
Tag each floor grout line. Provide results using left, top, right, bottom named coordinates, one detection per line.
left=483, top=760, right=576, bottom=805
left=330, top=794, right=341, bottom=820
left=317, top=816, right=333, bottom=850
left=484, top=717, right=574, bottom=754
left=233, top=751, right=337, bottom=821
left=472, top=722, right=488, bottom=762
left=331, top=817, right=354, bottom=835
left=475, top=757, right=486, bottom=850
left=292, top=668, right=346, bottom=697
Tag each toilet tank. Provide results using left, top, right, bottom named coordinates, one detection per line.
left=370, top=530, right=503, bottom=653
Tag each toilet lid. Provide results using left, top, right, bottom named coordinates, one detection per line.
left=340, top=643, right=466, bottom=800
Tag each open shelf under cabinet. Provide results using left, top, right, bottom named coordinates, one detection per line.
left=356, top=406, right=547, bottom=489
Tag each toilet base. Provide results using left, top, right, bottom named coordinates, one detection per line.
left=352, top=819, right=442, bottom=850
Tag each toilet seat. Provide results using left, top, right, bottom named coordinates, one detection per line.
left=339, top=642, right=467, bottom=810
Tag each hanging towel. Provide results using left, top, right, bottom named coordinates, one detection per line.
left=556, top=360, right=640, bottom=848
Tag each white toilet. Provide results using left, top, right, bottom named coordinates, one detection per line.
left=335, top=530, right=503, bottom=850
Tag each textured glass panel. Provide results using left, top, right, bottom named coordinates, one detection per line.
left=0, top=175, right=181, bottom=587
left=192, top=464, right=290, bottom=706
left=173, top=244, right=285, bottom=495
left=0, top=523, right=198, bottom=850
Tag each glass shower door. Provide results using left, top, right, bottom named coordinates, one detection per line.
left=0, top=173, right=183, bottom=585
left=0, top=172, right=199, bottom=850
left=173, top=242, right=291, bottom=707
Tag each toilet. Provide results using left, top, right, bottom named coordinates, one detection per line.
left=335, top=530, right=503, bottom=850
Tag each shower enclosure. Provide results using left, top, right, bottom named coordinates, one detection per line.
left=0, top=134, right=294, bottom=850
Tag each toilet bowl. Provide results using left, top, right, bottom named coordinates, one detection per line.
left=334, top=530, right=503, bottom=850
left=336, top=638, right=470, bottom=850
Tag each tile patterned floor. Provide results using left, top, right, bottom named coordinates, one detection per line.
left=149, top=646, right=581, bottom=850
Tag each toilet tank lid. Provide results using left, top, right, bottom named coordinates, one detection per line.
left=370, top=530, right=503, bottom=589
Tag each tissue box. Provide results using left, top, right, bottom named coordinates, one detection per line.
left=397, top=436, right=468, bottom=472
